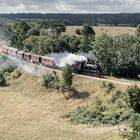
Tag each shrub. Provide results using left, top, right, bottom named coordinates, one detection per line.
left=42, top=72, right=60, bottom=90
left=106, top=82, right=115, bottom=93
left=89, top=97, right=105, bottom=113
left=61, top=106, right=126, bottom=125
left=75, top=29, right=81, bottom=35
left=62, top=64, right=73, bottom=90
left=0, top=55, right=8, bottom=64
left=42, top=74, right=56, bottom=89
left=11, top=68, right=22, bottom=79
left=101, top=81, right=115, bottom=93
left=0, top=60, right=17, bottom=74
left=123, top=113, right=140, bottom=140
left=111, top=90, right=122, bottom=103
left=59, top=81, right=66, bottom=93
left=0, top=74, right=6, bottom=86
left=126, top=85, right=140, bottom=113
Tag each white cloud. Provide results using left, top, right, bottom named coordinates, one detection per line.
left=0, top=0, right=139, bottom=13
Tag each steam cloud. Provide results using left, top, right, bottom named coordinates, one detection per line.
left=49, top=52, right=88, bottom=67
left=8, top=56, right=49, bottom=76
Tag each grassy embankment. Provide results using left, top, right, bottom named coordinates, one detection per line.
left=0, top=68, right=130, bottom=140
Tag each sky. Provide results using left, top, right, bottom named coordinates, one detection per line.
left=0, top=0, right=140, bottom=13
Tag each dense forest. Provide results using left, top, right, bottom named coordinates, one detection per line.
left=1, top=13, right=140, bottom=26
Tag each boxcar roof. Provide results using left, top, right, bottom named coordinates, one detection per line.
left=31, top=54, right=41, bottom=57
left=2, top=46, right=19, bottom=51
left=17, top=50, right=24, bottom=53
left=41, top=56, right=55, bottom=60
left=24, top=52, right=31, bottom=55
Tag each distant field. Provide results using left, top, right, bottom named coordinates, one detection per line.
left=66, top=26, right=136, bottom=37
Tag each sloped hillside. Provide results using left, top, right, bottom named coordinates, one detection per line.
left=0, top=72, right=126, bottom=140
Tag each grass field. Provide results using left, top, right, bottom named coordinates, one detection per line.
left=66, top=26, right=136, bottom=37
left=0, top=71, right=129, bottom=140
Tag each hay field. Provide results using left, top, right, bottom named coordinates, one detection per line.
left=66, top=26, right=136, bottom=37
left=0, top=72, right=126, bottom=140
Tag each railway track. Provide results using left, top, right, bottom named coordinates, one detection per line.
left=8, top=54, right=140, bottom=87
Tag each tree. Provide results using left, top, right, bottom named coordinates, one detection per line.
left=93, top=33, right=114, bottom=74
left=75, top=28, right=81, bottom=35
left=27, top=28, right=40, bottom=36
left=13, top=21, right=30, bottom=34
left=81, top=24, right=95, bottom=38
left=135, top=24, right=140, bottom=38
left=11, top=21, right=30, bottom=49
left=0, top=24, right=15, bottom=41
left=78, top=36, right=92, bottom=53
left=62, top=64, right=73, bottom=91
left=93, top=34, right=140, bottom=78
left=50, top=23, right=66, bottom=36
left=112, top=34, right=140, bottom=78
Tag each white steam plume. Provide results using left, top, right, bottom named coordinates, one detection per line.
left=8, top=56, right=48, bottom=76
left=49, top=52, right=88, bottom=67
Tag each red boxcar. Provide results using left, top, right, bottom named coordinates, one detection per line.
left=0, top=46, right=8, bottom=54
left=41, top=56, right=57, bottom=68
left=23, top=52, right=31, bottom=61
left=16, top=51, right=24, bottom=59
left=7, top=47, right=19, bottom=56
left=1, top=46, right=19, bottom=56
left=31, top=54, right=41, bottom=63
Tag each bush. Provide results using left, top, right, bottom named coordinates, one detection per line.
left=42, top=72, right=60, bottom=90
left=123, top=113, right=140, bottom=140
left=0, top=55, right=8, bottom=64
left=126, top=85, right=140, bottom=113
left=75, top=29, right=81, bottom=35
left=62, top=64, right=73, bottom=90
left=11, top=68, right=22, bottom=79
left=61, top=106, right=126, bottom=125
left=101, top=81, right=115, bottom=93
left=89, top=97, right=105, bottom=113
left=0, top=74, right=6, bottom=86
left=42, top=74, right=56, bottom=89
left=111, top=90, right=122, bottom=103
left=0, top=60, right=17, bottom=74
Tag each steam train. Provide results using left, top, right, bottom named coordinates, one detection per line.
left=0, top=46, right=104, bottom=78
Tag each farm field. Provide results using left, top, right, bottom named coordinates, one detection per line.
left=0, top=72, right=127, bottom=140
left=66, top=26, right=136, bottom=37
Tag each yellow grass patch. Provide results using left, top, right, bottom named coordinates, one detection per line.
left=0, top=72, right=129, bottom=140
left=66, top=26, right=136, bottom=37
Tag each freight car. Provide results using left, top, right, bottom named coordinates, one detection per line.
left=0, top=46, right=104, bottom=78
left=7, top=47, right=19, bottom=56
left=31, top=54, right=42, bottom=64
left=24, top=52, right=31, bottom=62
left=17, top=51, right=24, bottom=58
left=41, top=56, right=57, bottom=69
left=1, top=46, right=8, bottom=54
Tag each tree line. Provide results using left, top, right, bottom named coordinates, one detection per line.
left=0, top=21, right=140, bottom=79
left=1, top=13, right=140, bottom=26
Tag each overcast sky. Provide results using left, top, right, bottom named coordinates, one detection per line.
left=0, top=0, right=140, bottom=13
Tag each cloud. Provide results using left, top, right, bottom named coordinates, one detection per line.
left=0, top=0, right=139, bottom=13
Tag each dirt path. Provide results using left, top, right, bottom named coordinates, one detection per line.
left=79, top=74, right=140, bottom=86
